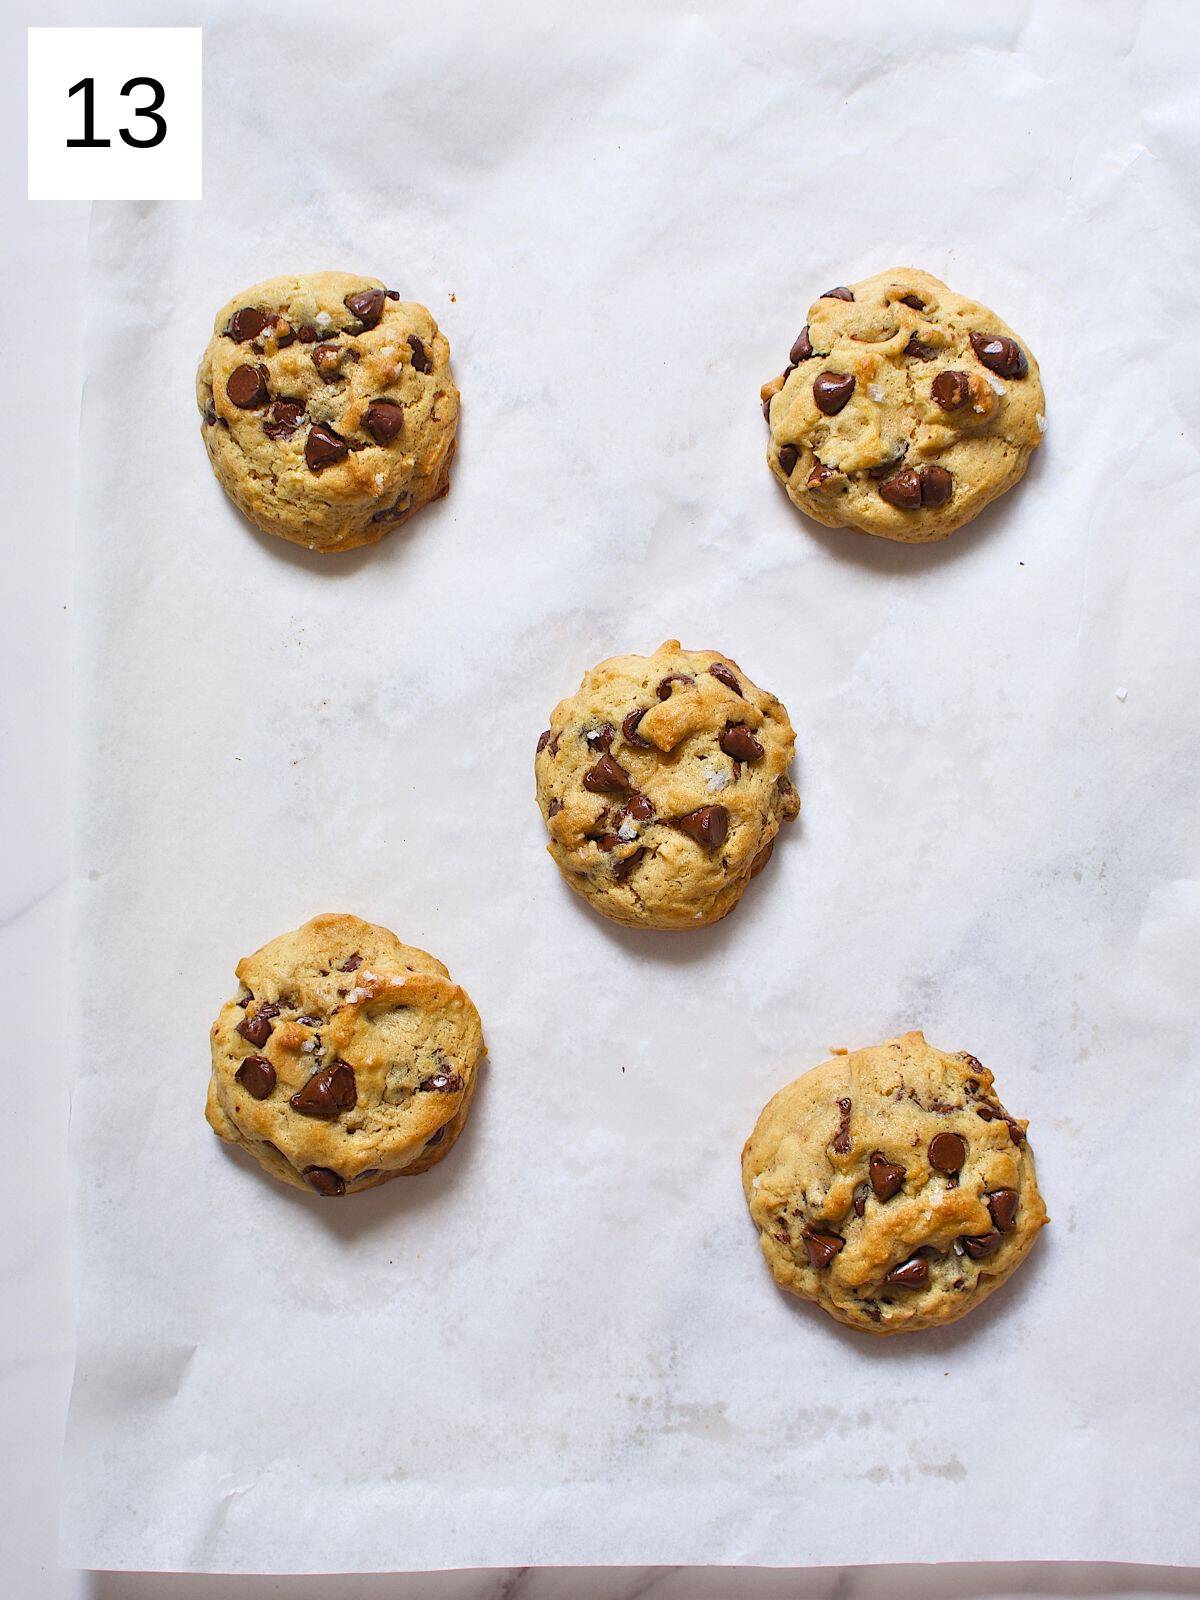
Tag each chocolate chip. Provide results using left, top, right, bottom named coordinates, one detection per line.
left=290, top=1060, right=357, bottom=1119
left=709, top=663, right=743, bottom=695
left=807, top=463, right=836, bottom=488
left=919, top=465, right=953, bottom=506
left=364, top=400, right=404, bottom=444
left=344, top=288, right=385, bottom=329
left=303, top=1166, right=346, bottom=1197
left=537, top=729, right=552, bottom=753
left=853, top=1183, right=869, bottom=1217
left=821, top=286, right=854, bottom=302
left=790, top=326, right=813, bottom=363
left=622, top=708, right=652, bottom=747
left=879, top=467, right=922, bottom=509
left=385, top=289, right=400, bottom=300
left=675, top=804, right=729, bottom=849
left=426, top=1126, right=446, bottom=1146
left=801, top=1229, right=845, bottom=1268
left=656, top=672, right=694, bottom=700
left=868, top=1152, right=906, bottom=1202
left=355, top=1169, right=380, bottom=1183
left=813, top=371, right=855, bottom=416
left=236, top=1009, right=274, bottom=1048
left=226, top=308, right=270, bottom=342
left=832, top=1097, right=853, bottom=1154
left=613, top=847, right=646, bottom=880
left=419, top=1070, right=464, bottom=1092
left=960, top=1233, right=1002, bottom=1260
left=305, top=423, right=349, bottom=472
left=585, top=723, right=615, bottom=752
left=970, top=332, right=1028, bottom=379
left=884, top=1255, right=930, bottom=1287
left=297, top=324, right=318, bottom=343
left=203, top=403, right=217, bottom=426
left=583, top=753, right=630, bottom=793
left=262, top=400, right=305, bottom=440
left=622, top=790, right=654, bottom=822
left=899, top=292, right=926, bottom=310
left=931, top=370, right=971, bottom=410
left=407, top=334, right=432, bottom=373
left=777, top=444, right=798, bottom=475
left=929, top=1131, right=968, bottom=1174
left=905, top=334, right=936, bottom=361
left=339, top=953, right=362, bottom=973
left=548, top=798, right=562, bottom=816
left=986, top=1188, right=1019, bottom=1232
left=236, top=1056, right=276, bottom=1099
left=226, top=364, right=269, bottom=409
left=720, top=724, right=764, bottom=762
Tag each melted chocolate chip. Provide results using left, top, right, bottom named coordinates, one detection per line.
left=790, top=326, right=813, bottom=364
left=813, top=371, right=855, bottom=416
left=407, top=334, right=432, bottom=373
left=226, top=364, right=269, bottom=409
left=303, top=1166, right=346, bottom=1197
left=290, top=1060, right=357, bottom=1119
left=932, top=370, right=971, bottom=410
left=583, top=753, right=630, bottom=793
left=339, top=953, right=362, bottom=973
left=536, top=729, right=552, bottom=753
left=960, top=1232, right=1002, bottom=1260
left=613, top=846, right=646, bottom=880
left=297, top=324, right=319, bottom=343
left=364, top=399, right=404, bottom=445
left=986, top=1188, right=1019, bottom=1232
left=898, top=292, right=926, bottom=310
left=426, top=1126, right=446, bottom=1146
left=720, top=724, right=764, bottom=763
left=311, top=342, right=348, bottom=380
left=905, top=334, right=936, bottom=361
left=262, top=400, right=305, bottom=440
left=709, top=663, right=743, bottom=695
left=305, top=423, right=349, bottom=472
left=970, top=332, right=1028, bottom=379
left=868, top=1151, right=906, bottom=1202
left=832, top=1097, right=853, bottom=1155
left=879, top=467, right=922, bottom=509
left=585, top=723, right=615, bottom=752
left=622, top=708, right=652, bottom=747
left=236, top=1009, right=274, bottom=1048
left=226, top=307, right=271, bottom=342
left=920, top=465, right=953, bottom=507
left=929, top=1131, right=968, bottom=1174
left=656, top=672, right=695, bottom=700
left=621, top=790, right=654, bottom=822
left=419, top=1070, right=464, bottom=1092
left=385, top=289, right=400, bottom=300
left=802, top=1229, right=845, bottom=1268
left=344, top=288, right=385, bottom=328
left=807, top=463, right=836, bottom=488
left=777, top=444, right=798, bottom=475
left=548, top=797, right=562, bottom=816
left=885, top=1255, right=930, bottom=1287
left=236, top=1056, right=276, bottom=1099
left=675, top=804, right=729, bottom=849
left=821, top=286, right=854, bottom=302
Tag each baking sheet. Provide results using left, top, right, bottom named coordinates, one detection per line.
left=60, top=0, right=1200, bottom=1573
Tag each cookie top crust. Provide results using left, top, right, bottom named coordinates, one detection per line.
left=206, top=914, right=485, bottom=1196
left=742, top=1031, right=1047, bottom=1333
left=197, top=271, right=459, bottom=553
left=762, top=269, right=1045, bottom=543
left=535, top=641, right=799, bottom=931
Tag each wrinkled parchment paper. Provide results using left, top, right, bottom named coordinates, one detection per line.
left=61, top=0, right=1200, bottom=1572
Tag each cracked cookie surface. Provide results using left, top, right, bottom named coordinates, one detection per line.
left=762, top=269, right=1044, bottom=542
left=742, top=1031, right=1047, bottom=1333
left=535, top=641, right=799, bottom=930
left=197, top=271, right=459, bottom=553
left=206, top=914, right=485, bottom=1196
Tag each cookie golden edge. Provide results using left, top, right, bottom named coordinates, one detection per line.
left=741, top=1031, right=1048, bottom=1334
left=206, top=913, right=485, bottom=1197
left=762, top=268, right=1044, bottom=544
left=534, top=640, right=800, bottom=931
left=197, top=270, right=459, bottom=554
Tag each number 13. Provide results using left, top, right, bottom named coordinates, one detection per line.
left=67, top=76, right=167, bottom=150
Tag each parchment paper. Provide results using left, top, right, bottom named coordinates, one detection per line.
left=60, top=0, right=1200, bottom=1572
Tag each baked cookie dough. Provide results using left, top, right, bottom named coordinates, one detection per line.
left=535, top=641, right=799, bottom=930
left=762, top=269, right=1044, bottom=542
left=197, top=271, right=459, bottom=552
left=742, top=1032, right=1047, bottom=1334
left=206, top=914, right=485, bottom=1196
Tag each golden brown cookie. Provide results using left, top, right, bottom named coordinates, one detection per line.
left=762, top=269, right=1044, bottom=542
left=206, top=914, right=485, bottom=1196
left=197, top=271, right=458, bottom=552
left=535, top=641, right=799, bottom=930
left=742, top=1032, right=1047, bottom=1333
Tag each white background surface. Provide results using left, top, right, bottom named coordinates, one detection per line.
left=4, top=0, right=1200, bottom=1595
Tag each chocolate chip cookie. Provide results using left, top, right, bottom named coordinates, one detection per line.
left=206, top=914, right=485, bottom=1196
left=197, top=272, right=459, bottom=553
left=535, top=641, right=799, bottom=930
left=762, top=269, right=1045, bottom=542
left=742, top=1032, right=1047, bottom=1333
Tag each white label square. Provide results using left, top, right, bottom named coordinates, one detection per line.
left=28, top=27, right=202, bottom=200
